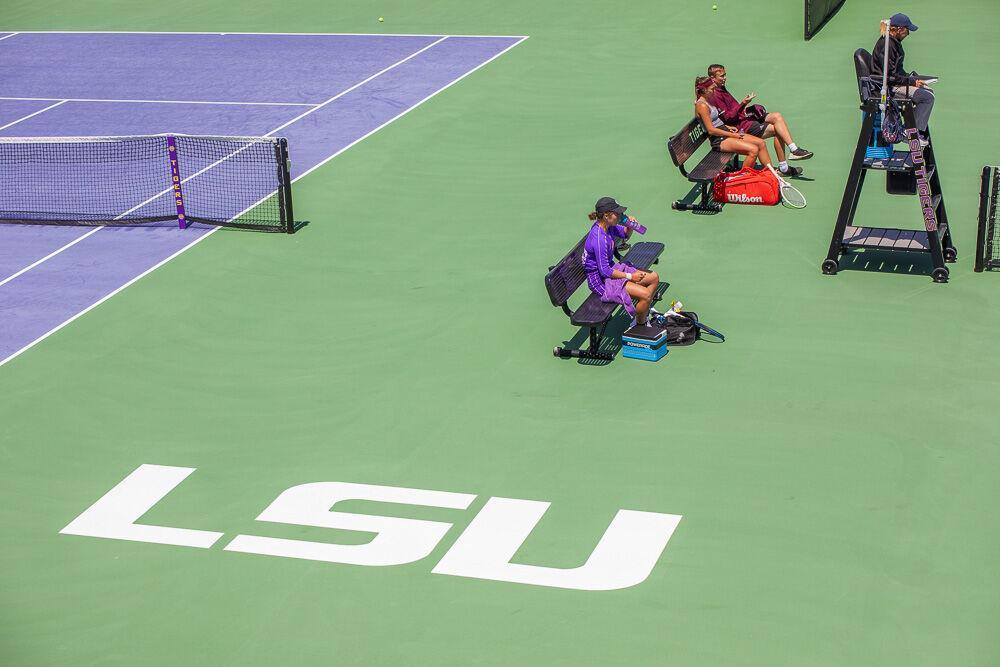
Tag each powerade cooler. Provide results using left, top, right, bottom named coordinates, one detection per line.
left=621, top=324, right=668, bottom=362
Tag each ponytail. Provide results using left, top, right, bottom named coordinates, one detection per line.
left=588, top=211, right=599, bottom=221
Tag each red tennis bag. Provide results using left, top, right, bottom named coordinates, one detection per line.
left=712, top=166, right=780, bottom=206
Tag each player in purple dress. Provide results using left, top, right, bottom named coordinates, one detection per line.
left=583, top=197, right=659, bottom=326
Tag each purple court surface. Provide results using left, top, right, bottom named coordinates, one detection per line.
left=0, top=31, right=526, bottom=365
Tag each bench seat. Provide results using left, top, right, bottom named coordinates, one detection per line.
left=667, top=116, right=740, bottom=212
left=685, top=149, right=736, bottom=183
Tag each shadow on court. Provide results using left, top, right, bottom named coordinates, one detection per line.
left=836, top=248, right=938, bottom=277
left=674, top=185, right=722, bottom=215
left=559, top=282, right=671, bottom=366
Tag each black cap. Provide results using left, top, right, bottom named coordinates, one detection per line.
left=595, top=197, right=627, bottom=217
left=890, top=13, right=918, bottom=31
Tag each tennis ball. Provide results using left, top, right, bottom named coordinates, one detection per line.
left=378, top=16, right=384, bottom=22
left=712, top=4, right=718, bottom=9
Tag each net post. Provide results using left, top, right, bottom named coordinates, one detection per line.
left=277, top=138, right=294, bottom=233
left=976, top=166, right=991, bottom=272
left=166, top=135, right=188, bottom=230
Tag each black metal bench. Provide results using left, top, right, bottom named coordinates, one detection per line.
left=667, top=117, right=740, bottom=213
left=545, top=235, right=664, bottom=361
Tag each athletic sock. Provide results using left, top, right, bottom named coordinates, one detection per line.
left=779, top=161, right=789, bottom=172
left=788, top=143, right=799, bottom=152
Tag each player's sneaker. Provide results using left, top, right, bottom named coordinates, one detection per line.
left=788, top=148, right=813, bottom=160
left=780, top=165, right=803, bottom=177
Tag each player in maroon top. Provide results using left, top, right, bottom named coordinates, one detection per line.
left=707, top=64, right=812, bottom=178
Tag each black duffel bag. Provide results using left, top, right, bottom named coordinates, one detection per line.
left=651, top=311, right=725, bottom=345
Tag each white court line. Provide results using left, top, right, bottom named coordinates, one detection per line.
left=100, top=35, right=450, bottom=232
left=227, top=36, right=528, bottom=220
left=0, top=227, right=103, bottom=287
left=0, top=34, right=528, bottom=368
left=0, top=99, right=67, bottom=132
left=264, top=35, right=450, bottom=136
left=0, top=35, right=450, bottom=290
left=0, top=32, right=19, bottom=42
left=0, top=30, right=528, bottom=39
left=0, top=230, right=219, bottom=367
left=0, top=96, right=318, bottom=106
left=286, top=36, right=527, bottom=184
left=0, top=37, right=450, bottom=295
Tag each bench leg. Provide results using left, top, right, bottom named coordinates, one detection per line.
left=672, top=182, right=723, bottom=213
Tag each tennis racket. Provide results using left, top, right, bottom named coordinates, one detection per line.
left=766, top=164, right=807, bottom=209
left=689, top=319, right=725, bottom=342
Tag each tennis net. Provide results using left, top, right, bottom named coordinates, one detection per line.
left=975, top=165, right=1000, bottom=272
left=0, top=134, right=295, bottom=233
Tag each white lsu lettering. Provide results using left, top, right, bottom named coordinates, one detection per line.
left=60, top=464, right=681, bottom=591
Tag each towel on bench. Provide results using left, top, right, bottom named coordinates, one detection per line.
left=599, top=261, right=641, bottom=319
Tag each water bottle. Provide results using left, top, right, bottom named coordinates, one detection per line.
left=622, top=216, right=646, bottom=235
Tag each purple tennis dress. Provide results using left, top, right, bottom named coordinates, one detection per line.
left=582, top=222, right=637, bottom=318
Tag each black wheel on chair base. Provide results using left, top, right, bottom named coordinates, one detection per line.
left=943, top=247, right=957, bottom=263
left=931, top=267, right=949, bottom=283
left=821, top=259, right=839, bottom=275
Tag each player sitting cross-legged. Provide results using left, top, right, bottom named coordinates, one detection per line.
left=707, top=63, right=812, bottom=178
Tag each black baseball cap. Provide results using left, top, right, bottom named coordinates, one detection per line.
left=595, top=197, right=627, bottom=217
left=890, top=13, right=918, bottom=31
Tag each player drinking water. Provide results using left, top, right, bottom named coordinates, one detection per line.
left=583, top=197, right=659, bottom=327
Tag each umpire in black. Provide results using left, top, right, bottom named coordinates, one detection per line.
left=872, top=13, right=934, bottom=143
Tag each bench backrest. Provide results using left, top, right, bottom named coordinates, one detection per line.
left=544, top=235, right=588, bottom=308
left=667, top=117, right=708, bottom=177
left=854, top=48, right=877, bottom=102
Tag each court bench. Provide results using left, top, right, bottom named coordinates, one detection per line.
left=667, top=117, right=740, bottom=213
left=545, top=234, right=664, bottom=361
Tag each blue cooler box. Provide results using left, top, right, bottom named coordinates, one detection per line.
left=864, top=111, right=893, bottom=160
left=622, top=324, right=668, bottom=362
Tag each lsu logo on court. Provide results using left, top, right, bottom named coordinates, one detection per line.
left=727, top=193, right=764, bottom=204
left=60, top=464, right=682, bottom=591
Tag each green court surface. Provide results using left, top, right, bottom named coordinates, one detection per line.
left=2, top=0, right=1000, bottom=664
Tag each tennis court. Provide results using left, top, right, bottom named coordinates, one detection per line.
left=2, top=1, right=999, bottom=665
left=0, top=31, right=525, bottom=363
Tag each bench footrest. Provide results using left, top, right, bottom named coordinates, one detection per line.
left=553, top=346, right=614, bottom=361
left=672, top=200, right=722, bottom=213
left=842, top=225, right=939, bottom=251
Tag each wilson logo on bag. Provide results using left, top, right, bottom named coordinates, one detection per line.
left=712, top=166, right=780, bottom=206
